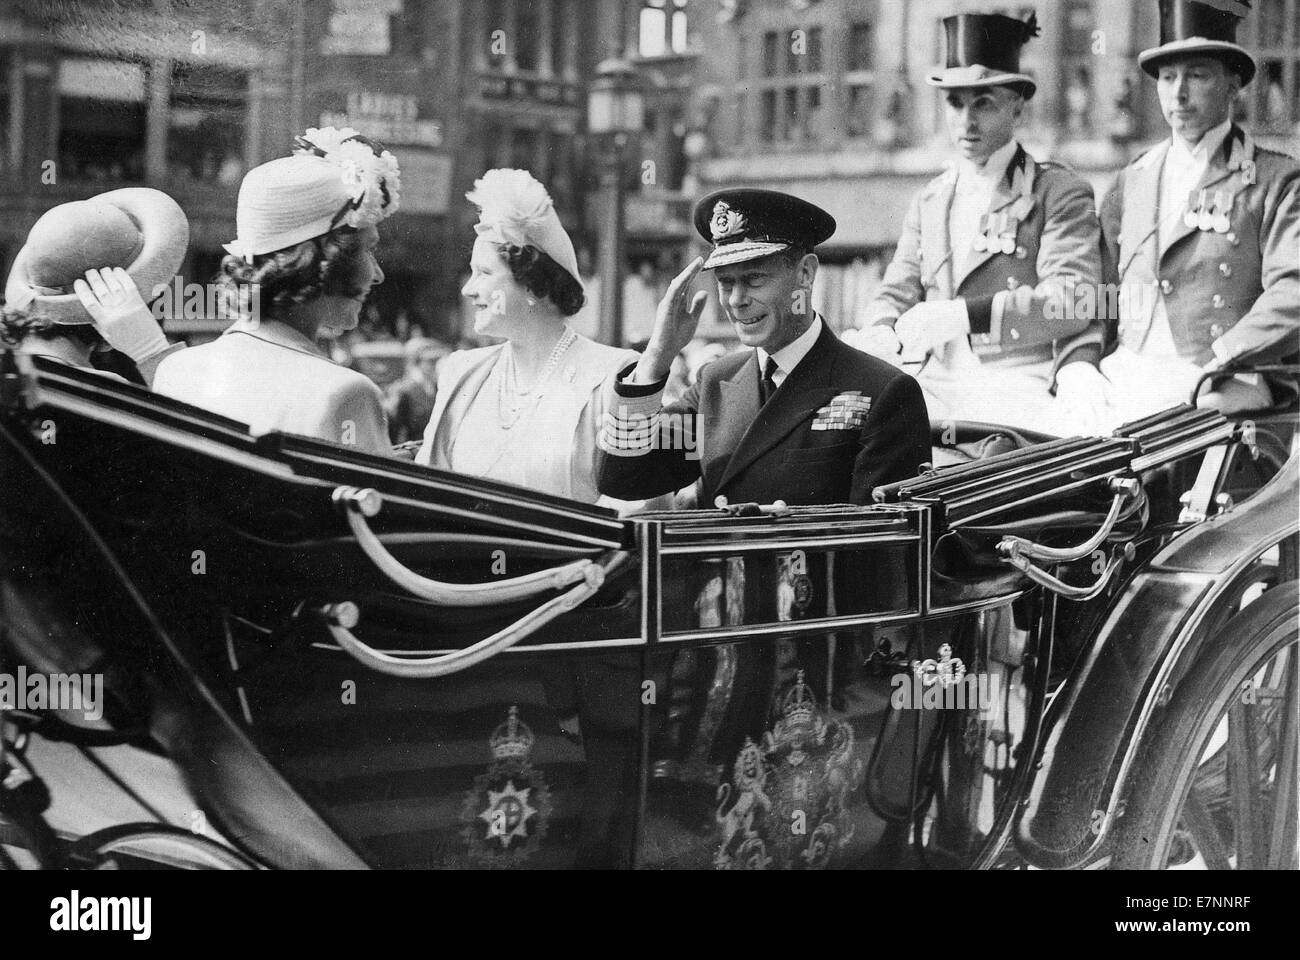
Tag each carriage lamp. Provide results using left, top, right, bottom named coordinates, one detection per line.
left=588, top=59, right=646, bottom=348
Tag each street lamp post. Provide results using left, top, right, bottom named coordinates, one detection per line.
left=587, top=59, right=644, bottom=348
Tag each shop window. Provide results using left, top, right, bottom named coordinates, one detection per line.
left=168, top=64, right=246, bottom=185
left=56, top=57, right=147, bottom=182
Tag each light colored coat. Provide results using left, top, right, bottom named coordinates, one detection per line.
left=1100, top=125, right=1300, bottom=370
left=152, top=320, right=390, bottom=456
left=867, top=144, right=1105, bottom=375
left=416, top=333, right=639, bottom=504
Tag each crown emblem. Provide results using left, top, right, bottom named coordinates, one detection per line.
left=770, top=670, right=819, bottom=751
left=488, top=705, right=534, bottom=761
left=710, top=201, right=748, bottom=241
left=912, top=644, right=966, bottom=688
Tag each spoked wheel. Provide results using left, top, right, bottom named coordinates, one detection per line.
left=1114, top=582, right=1299, bottom=870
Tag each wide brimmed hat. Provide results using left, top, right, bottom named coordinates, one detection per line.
left=223, top=127, right=402, bottom=262
left=1139, top=0, right=1256, bottom=85
left=927, top=13, right=1040, bottom=99
left=4, top=188, right=188, bottom=325
left=467, top=169, right=582, bottom=289
left=693, top=189, right=836, bottom=270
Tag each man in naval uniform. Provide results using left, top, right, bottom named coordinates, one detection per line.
left=1091, top=0, right=1299, bottom=422
left=597, top=188, right=930, bottom=507
left=854, top=12, right=1107, bottom=435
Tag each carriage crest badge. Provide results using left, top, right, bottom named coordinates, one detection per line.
left=714, top=670, right=864, bottom=869
left=461, top=705, right=553, bottom=867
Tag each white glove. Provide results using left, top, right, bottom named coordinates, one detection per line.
left=73, top=267, right=170, bottom=363
left=845, top=324, right=904, bottom=364
left=1053, top=362, right=1114, bottom=436
left=895, top=300, right=971, bottom=356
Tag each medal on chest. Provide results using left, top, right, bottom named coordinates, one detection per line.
left=973, top=212, right=1020, bottom=255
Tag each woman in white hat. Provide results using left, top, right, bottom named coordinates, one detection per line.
left=415, top=169, right=646, bottom=505
left=152, top=128, right=399, bottom=456
left=4, top=187, right=189, bottom=384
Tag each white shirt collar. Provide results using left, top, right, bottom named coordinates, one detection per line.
left=1168, top=117, right=1233, bottom=168
left=758, top=314, right=822, bottom=383
left=956, top=138, right=1020, bottom=186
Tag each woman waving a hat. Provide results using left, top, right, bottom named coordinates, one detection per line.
left=4, top=188, right=189, bottom=385
left=152, top=127, right=399, bottom=456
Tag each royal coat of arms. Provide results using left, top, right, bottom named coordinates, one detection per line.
left=713, top=670, right=864, bottom=869
left=461, top=705, right=553, bottom=868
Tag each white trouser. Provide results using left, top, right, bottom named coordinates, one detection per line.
left=1099, top=346, right=1272, bottom=431
left=913, top=338, right=1086, bottom=437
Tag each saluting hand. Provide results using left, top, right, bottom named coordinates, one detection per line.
left=633, top=256, right=707, bottom=384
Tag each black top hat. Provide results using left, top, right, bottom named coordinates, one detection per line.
left=927, top=13, right=1040, bottom=99
left=693, top=189, right=836, bottom=270
left=1139, top=0, right=1256, bottom=84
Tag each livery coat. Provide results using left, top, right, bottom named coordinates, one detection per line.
left=596, top=321, right=930, bottom=506
left=867, top=144, right=1105, bottom=373
left=1099, top=124, right=1300, bottom=373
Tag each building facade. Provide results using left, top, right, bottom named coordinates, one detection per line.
left=683, top=0, right=1299, bottom=334
left=0, top=0, right=634, bottom=344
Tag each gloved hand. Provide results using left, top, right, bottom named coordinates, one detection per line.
left=73, top=267, right=171, bottom=363
left=1053, top=362, right=1114, bottom=436
left=844, top=324, right=903, bottom=364
left=895, top=300, right=971, bottom=356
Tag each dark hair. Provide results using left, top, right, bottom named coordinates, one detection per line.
left=214, top=228, right=371, bottom=322
left=499, top=243, right=586, bottom=317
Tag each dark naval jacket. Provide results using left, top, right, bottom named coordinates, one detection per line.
left=596, top=321, right=930, bottom=507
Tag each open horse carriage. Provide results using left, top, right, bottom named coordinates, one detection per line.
left=0, top=345, right=1295, bottom=871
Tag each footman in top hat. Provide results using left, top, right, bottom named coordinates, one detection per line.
left=855, top=11, right=1107, bottom=435
left=1088, top=0, right=1299, bottom=422
left=597, top=188, right=929, bottom=506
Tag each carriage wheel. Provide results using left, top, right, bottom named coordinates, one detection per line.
left=1113, top=582, right=1299, bottom=870
left=63, top=823, right=260, bottom=870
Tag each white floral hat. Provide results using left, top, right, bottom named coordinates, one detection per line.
left=223, top=127, right=401, bottom=262
left=467, top=169, right=581, bottom=287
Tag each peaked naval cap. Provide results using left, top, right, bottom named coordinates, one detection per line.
left=692, top=188, right=836, bottom=269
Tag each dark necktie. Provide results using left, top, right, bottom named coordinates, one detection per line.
left=760, top=356, right=779, bottom=405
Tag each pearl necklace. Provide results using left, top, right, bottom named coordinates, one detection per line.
left=496, top=326, right=577, bottom=430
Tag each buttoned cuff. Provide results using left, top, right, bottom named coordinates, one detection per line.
left=614, top=361, right=668, bottom=398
